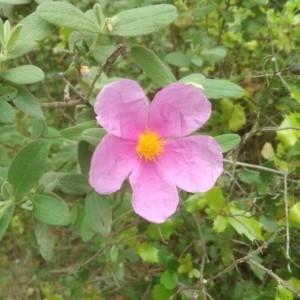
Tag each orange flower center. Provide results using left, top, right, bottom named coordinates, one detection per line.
left=136, top=129, right=165, bottom=161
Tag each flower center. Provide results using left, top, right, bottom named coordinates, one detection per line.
left=136, top=129, right=164, bottom=161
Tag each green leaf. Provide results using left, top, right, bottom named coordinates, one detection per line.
left=93, top=3, right=105, bottom=29
left=249, top=254, right=265, bottom=280
left=58, top=173, right=91, bottom=195
left=259, top=215, right=278, bottom=232
left=202, top=79, right=244, bottom=99
left=192, top=5, right=216, bottom=18
left=1, top=65, right=45, bottom=84
left=220, top=99, right=246, bottom=131
left=0, top=100, right=15, bottom=123
left=277, top=113, right=300, bottom=147
left=1, top=181, right=13, bottom=199
left=0, top=85, right=17, bottom=102
left=276, top=285, right=293, bottom=300
left=0, top=0, right=30, bottom=3
left=33, top=194, right=71, bottom=226
left=205, top=187, right=225, bottom=213
left=153, top=284, right=173, bottom=300
left=61, top=120, right=97, bottom=141
left=78, top=141, right=92, bottom=176
left=90, top=45, right=117, bottom=64
left=38, top=1, right=99, bottom=32
left=0, top=19, right=4, bottom=46
left=288, top=141, right=300, bottom=157
left=178, top=253, right=193, bottom=273
left=183, top=193, right=207, bottom=213
left=0, top=201, right=15, bottom=241
left=3, top=20, right=10, bottom=46
left=202, top=46, right=227, bottom=64
left=288, top=278, right=300, bottom=294
left=34, top=220, right=55, bottom=261
left=80, top=214, right=95, bottom=242
left=75, top=107, right=95, bottom=123
left=180, top=74, right=244, bottom=99
left=165, top=52, right=191, bottom=67
left=147, top=220, right=176, bottom=240
left=229, top=104, right=246, bottom=131
left=213, top=215, right=229, bottom=233
left=5, top=24, right=22, bottom=51
left=107, top=4, right=177, bottom=36
left=85, top=192, right=112, bottom=237
left=13, top=86, right=43, bottom=118
left=7, top=140, right=49, bottom=200
left=228, top=206, right=264, bottom=241
left=136, top=242, right=159, bottom=263
left=81, top=128, right=106, bottom=146
left=161, top=270, right=178, bottom=290
left=289, top=202, right=300, bottom=225
left=179, top=73, right=205, bottom=86
left=39, top=171, right=59, bottom=193
left=238, top=169, right=261, bottom=185
left=131, top=46, right=176, bottom=87
left=214, top=134, right=241, bottom=152
left=9, top=11, right=53, bottom=58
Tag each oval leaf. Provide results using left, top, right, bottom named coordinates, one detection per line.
left=85, top=192, right=112, bottom=237
left=131, top=46, right=176, bottom=87
left=165, top=52, right=191, bottom=68
left=6, top=24, right=22, bottom=51
left=59, top=173, right=91, bottom=195
left=0, top=0, right=30, bottom=3
left=202, top=79, right=244, bottom=99
left=0, top=86, right=18, bottom=102
left=180, top=73, right=244, bottom=99
left=108, top=4, right=177, bottom=36
left=7, top=140, right=49, bottom=200
left=81, top=128, right=106, bottom=146
left=34, top=220, right=55, bottom=261
left=228, top=207, right=264, bottom=241
left=78, top=141, right=92, bottom=176
left=38, top=2, right=99, bottom=32
left=1, top=65, right=45, bottom=84
left=9, top=12, right=54, bottom=59
left=13, top=86, right=43, bottom=118
left=214, top=134, right=241, bottom=153
left=0, top=100, right=15, bottom=123
left=61, top=120, right=97, bottom=141
left=0, top=201, right=15, bottom=241
left=33, top=194, right=71, bottom=226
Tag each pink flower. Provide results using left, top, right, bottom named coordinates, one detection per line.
left=89, top=79, right=223, bottom=223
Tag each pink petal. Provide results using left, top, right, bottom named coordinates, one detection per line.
left=89, top=134, right=138, bottom=194
left=158, top=136, right=223, bottom=193
left=149, top=83, right=211, bottom=138
left=129, top=161, right=179, bottom=223
left=94, top=79, right=149, bottom=140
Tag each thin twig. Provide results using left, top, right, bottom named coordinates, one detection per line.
left=50, top=244, right=108, bottom=274
left=212, top=228, right=284, bottom=280
left=85, top=44, right=123, bottom=101
left=262, top=126, right=300, bottom=132
left=199, top=255, right=208, bottom=300
left=192, top=214, right=209, bottom=261
left=40, top=99, right=83, bottom=109
left=249, top=259, right=300, bottom=296
left=58, top=72, right=86, bottom=101
left=269, top=29, right=290, bottom=91
left=40, top=44, right=124, bottom=109
left=224, top=159, right=286, bottom=175
left=283, top=173, right=291, bottom=272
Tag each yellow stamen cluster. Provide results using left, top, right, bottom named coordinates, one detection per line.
left=136, top=129, right=164, bottom=161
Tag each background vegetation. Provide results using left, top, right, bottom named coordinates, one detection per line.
left=0, top=0, right=300, bottom=299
